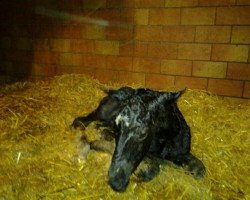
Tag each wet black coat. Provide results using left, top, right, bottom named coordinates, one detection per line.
left=72, top=87, right=205, bottom=192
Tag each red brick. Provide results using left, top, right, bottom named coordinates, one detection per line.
left=134, top=42, right=148, bottom=56
left=232, top=26, right=250, bottom=44
left=181, top=8, right=215, bottom=25
left=31, top=63, right=56, bottom=77
left=35, top=39, right=51, bottom=51
left=165, top=0, right=198, bottom=7
left=149, top=8, right=180, bottom=25
left=105, top=26, right=133, bottom=40
left=107, top=0, right=135, bottom=8
left=30, top=76, right=51, bottom=82
left=119, top=42, right=134, bottom=56
left=237, top=0, right=250, bottom=5
left=178, top=44, right=211, bottom=60
left=135, top=0, right=165, bottom=8
left=56, top=0, right=84, bottom=10
left=51, top=39, right=71, bottom=52
left=82, top=0, right=107, bottom=9
left=161, top=60, right=192, bottom=76
left=5, top=50, right=32, bottom=63
left=193, top=61, right=227, bottom=78
left=224, top=96, right=250, bottom=103
left=216, top=7, right=250, bottom=25
left=243, top=81, right=250, bottom=98
left=94, top=9, right=120, bottom=22
left=116, top=71, right=145, bottom=85
left=199, top=0, right=236, bottom=6
left=208, top=79, right=244, bottom=97
left=5, top=61, right=30, bottom=75
left=212, top=44, right=249, bottom=62
left=249, top=50, right=250, bottom=63
left=82, top=25, right=105, bottom=40
left=94, top=69, right=117, bottom=84
left=70, top=40, right=94, bottom=53
left=95, top=41, right=119, bottom=55
left=135, top=26, right=162, bottom=41
left=84, top=55, right=106, bottom=69
left=59, top=53, right=83, bottom=66
left=55, top=65, right=73, bottom=75
left=120, top=9, right=134, bottom=23
left=56, top=66, right=95, bottom=77
left=51, top=26, right=66, bottom=37
left=106, top=56, right=133, bottom=71
left=146, top=74, right=175, bottom=89
left=133, top=58, right=161, bottom=73
left=148, top=43, right=178, bottom=59
left=195, top=26, right=231, bottom=43
left=175, top=76, right=208, bottom=90
left=34, top=52, right=59, bottom=65
left=162, top=26, right=195, bottom=42
left=73, top=68, right=95, bottom=77
left=55, top=25, right=82, bottom=39
left=227, top=63, right=250, bottom=80
left=38, top=25, right=54, bottom=38
left=135, top=9, right=149, bottom=25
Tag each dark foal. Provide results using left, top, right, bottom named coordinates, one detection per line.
left=71, top=87, right=205, bottom=192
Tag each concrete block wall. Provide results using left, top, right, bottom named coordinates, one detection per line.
left=0, top=0, right=250, bottom=98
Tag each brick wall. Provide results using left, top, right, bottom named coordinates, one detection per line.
left=0, top=0, right=250, bottom=98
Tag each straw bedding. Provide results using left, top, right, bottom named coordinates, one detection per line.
left=0, top=74, right=249, bottom=200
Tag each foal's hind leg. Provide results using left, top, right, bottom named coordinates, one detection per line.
left=71, top=96, right=119, bottom=130
left=71, top=96, right=112, bottom=130
left=170, top=153, right=205, bottom=179
left=90, top=139, right=115, bottom=154
left=76, top=130, right=114, bottom=162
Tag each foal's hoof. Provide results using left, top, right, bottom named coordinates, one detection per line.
left=71, top=117, right=86, bottom=130
left=134, top=157, right=161, bottom=182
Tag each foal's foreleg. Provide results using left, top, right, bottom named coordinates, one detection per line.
left=135, top=156, right=165, bottom=182
left=170, top=153, right=206, bottom=179
left=71, top=112, right=97, bottom=130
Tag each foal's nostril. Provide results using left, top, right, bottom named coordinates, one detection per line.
left=108, top=167, right=128, bottom=192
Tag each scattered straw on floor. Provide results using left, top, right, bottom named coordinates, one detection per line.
left=0, top=74, right=249, bottom=200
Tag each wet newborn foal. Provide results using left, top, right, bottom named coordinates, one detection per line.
left=72, top=87, right=205, bottom=192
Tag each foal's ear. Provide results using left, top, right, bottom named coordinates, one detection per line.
left=164, top=88, right=186, bottom=103
left=103, top=87, right=135, bottom=100
left=149, top=88, right=186, bottom=110
left=100, top=88, right=119, bottom=97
